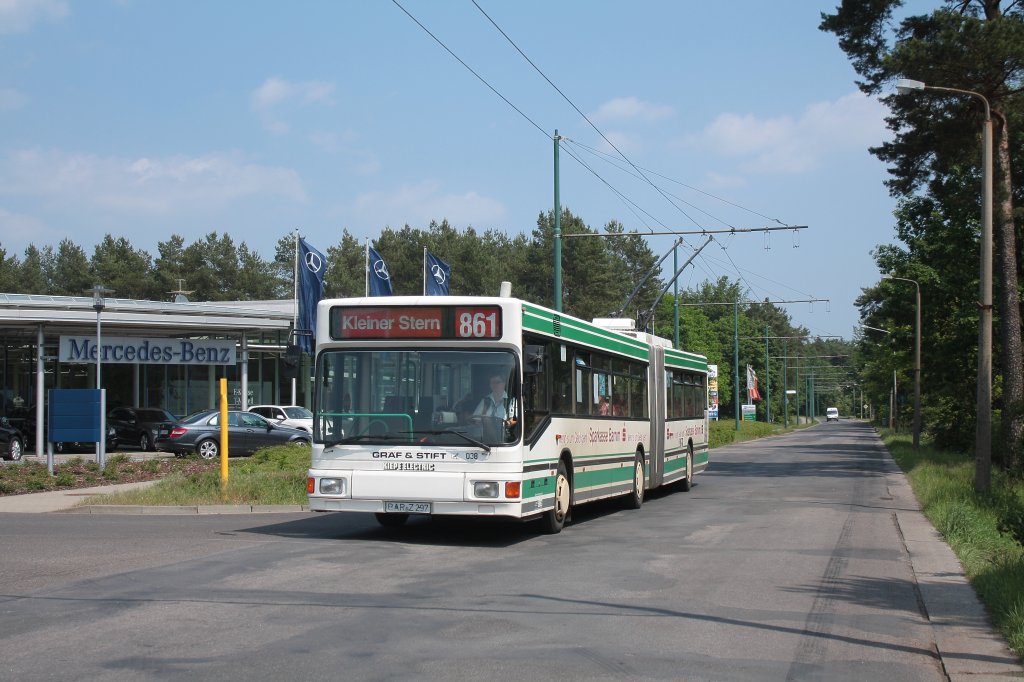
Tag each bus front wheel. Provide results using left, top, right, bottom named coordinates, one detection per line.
left=541, top=461, right=571, bottom=534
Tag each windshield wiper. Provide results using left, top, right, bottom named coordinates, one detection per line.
left=402, top=430, right=491, bottom=453
left=322, top=434, right=411, bottom=448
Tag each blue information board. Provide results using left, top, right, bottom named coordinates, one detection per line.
left=48, top=389, right=103, bottom=443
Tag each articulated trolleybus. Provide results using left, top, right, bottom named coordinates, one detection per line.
left=306, top=295, right=709, bottom=533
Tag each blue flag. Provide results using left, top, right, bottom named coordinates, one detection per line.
left=425, top=251, right=451, bottom=296
left=368, top=246, right=393, bottom=296
left=297, top=238, right=326, bottom=355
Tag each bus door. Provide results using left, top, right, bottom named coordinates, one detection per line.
left=648, top=346, right=667, bottom=488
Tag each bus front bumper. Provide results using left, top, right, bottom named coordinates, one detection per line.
left=307, top=467, right=549, bottom=519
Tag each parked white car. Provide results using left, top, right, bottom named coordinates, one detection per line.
left=826, top=407, right=839, bottom=422
left=247, top=405, right=313, bottom=433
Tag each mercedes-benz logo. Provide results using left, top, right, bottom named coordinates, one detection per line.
left=304, top=251, right=323, bottom=274
left=431, top=264, right=446, bottom=285
left=373, top=259, right=390, bottom=280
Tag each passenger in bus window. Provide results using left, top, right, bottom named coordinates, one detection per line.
left=597, top=396, right=612, bottom=416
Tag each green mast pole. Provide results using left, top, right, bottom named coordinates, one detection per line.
left=553, top=130, right=562, bottom=312
left=765, top=325, right=770, bottom=423
left=673, top=244, right=679, bottom=348
left=783, top=339, right=788, bottom=428
left=734, top=299, right=740, bottom=431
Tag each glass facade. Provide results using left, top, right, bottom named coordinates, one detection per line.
left=0, top=329, right=305, bottom=435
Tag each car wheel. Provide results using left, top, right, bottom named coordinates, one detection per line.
left=197, top=439, right=219, bottom=460
left=5, top=437, right=23, bottom=461
left=140, top=433, right=152, bottom=451
left=293, top=438, right=311, bottom=447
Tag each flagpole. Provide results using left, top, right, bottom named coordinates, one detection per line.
left=364, top=239, right=369, bottom=297
left=292, top=229, right=299, bottom=405
left=422, top=247, right=427, bottom=296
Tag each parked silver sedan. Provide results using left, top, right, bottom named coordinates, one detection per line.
left=154, top=409, right=311, bottom=460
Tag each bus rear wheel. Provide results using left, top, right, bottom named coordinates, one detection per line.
left=626, top=453, right=645, bottom=509
left=679, top=442, right=694, bottom=492
left=541, top=461, right=571, bottom=534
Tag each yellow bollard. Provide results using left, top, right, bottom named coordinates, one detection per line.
left=219, top=377, right=229, bottom=496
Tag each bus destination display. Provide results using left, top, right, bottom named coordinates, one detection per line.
left=331, top=306, right=502, bottom=340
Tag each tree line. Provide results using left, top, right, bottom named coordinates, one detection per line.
left=0, top=207, right=854, bottom=421
left=822, top=0, right=1024, bottom=479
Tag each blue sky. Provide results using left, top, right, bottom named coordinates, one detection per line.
left=0, top=1, right=930, bottom=339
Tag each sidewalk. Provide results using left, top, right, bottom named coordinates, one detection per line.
left=0, top=480, right=308, bottom=514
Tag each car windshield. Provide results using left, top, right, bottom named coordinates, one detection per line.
left=182, top=411, right=214, bottom=424
left=315, top=348, right=519, bottom=447
left=283, top=407, right=313, bottom=419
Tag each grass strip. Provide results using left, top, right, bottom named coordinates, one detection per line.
left=883, top=430, right=1024, bottom=656
left=85, top=445, right=311, bottom=506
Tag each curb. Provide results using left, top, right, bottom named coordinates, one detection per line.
left=63, top=504, right=310, bottom=515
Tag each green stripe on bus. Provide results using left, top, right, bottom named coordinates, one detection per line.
left=664, top=457, right=687, bottom=473
left=664, top=349, right=708, bottom=371
left=522, top=303, right=649, bottom=361
left=574, top=465, right=634, bottom=489
left=524, top=475, right=555, bottom=499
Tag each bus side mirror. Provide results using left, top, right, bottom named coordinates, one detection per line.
left=524, top=345, right=545, bottom=374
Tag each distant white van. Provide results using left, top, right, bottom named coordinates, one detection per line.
left=826, top=407, right=839, bottom=422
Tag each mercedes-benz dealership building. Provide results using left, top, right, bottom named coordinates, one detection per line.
left=0, top=293, right=304, bottom=455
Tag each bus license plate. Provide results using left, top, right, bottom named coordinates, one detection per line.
left=385, top=502, right=431, bottom=514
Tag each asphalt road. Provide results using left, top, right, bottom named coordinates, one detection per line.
left=0, top=421, right=1017, bottom=681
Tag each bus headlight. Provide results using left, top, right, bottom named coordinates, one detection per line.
left=474, top=481, right=499, bottom=498
left=319, top=478, right=346, bottom=495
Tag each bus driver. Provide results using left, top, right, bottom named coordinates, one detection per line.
left=473, top=374, right=518, bottom=430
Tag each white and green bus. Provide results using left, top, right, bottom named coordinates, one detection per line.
left=306, top=295, right=709, bottom=533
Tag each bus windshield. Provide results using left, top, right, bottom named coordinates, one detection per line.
left=315, top=349, right=519, bottom=447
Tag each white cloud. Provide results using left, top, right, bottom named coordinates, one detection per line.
left=591, top=96, right=674, bottom=123
left=0, top=149, right=307, bottom=213
left=251, top=77, right=335, bottom=134
left=686, top=91, right=888, bottom=174
left=351, top=181, right=505, bottom=229
left=0, top=88, right=27, bottom=111
left=0, top=0, right=68, bottom=34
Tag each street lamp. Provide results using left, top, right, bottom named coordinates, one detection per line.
left=84, top=284, right=114, bottom=466
left=861, top=324, right=896, bottom=429
left=895, top=78, right=992, bottom=490
left=883, top=274, right=922, bottom=449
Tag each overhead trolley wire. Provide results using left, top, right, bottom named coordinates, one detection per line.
left=392, top=0, right=678, bottom=238
left=470, top=0, right=703, bottom=230
left=390, top=0, right=548, bottom=139
left=564, top=139, right=790, bottom=226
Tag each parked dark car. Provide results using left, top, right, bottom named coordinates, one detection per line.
left=108, top=406, right=178, bottom=451
left=154, top=409, right=312, bottom=460
left=7, top=407, right=116, bottom=453
left=0, top=417, right=25, bottom=461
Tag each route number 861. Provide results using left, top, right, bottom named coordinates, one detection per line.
left=458, top=311, right=499, bottom=338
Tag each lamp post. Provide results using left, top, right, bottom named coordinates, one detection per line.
left=895, top=78, right=992, bottom=488
left=883, top=274, right=921, bottom=449
left=861, top=324, right=893, bottom=427
left=85, top=284, right=114, bottom=466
